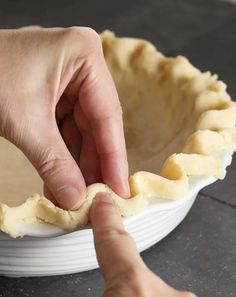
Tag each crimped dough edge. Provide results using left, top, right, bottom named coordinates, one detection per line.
left=0, top=31, right=236, bottom=238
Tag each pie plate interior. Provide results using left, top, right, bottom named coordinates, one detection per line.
left=0, top=150, right=233, bottom=277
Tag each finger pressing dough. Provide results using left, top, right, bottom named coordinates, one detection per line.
left=0, top=31, right=236, bottom=238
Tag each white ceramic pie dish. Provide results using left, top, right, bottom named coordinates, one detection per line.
left=0, top=150, right=232, bottom=277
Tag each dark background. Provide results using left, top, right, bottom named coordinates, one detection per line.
left=0, top=0, right=235, bottom=296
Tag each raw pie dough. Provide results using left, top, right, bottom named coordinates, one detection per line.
left=0, top=31, right=236, bottom=238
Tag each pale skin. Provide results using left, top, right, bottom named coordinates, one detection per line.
left=0, top=27, right=196, bottom=297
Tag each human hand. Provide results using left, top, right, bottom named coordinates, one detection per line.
left=0, top=26, right=130, bottom=210
left=90, top=193, right=197, bottom=297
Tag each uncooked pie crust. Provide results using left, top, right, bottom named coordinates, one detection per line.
left=0, top=31, right=236, bottom=237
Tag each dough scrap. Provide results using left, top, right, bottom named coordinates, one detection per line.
left=0, top=31, right=236, bottom=238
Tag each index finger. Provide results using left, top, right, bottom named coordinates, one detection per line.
left=77, top=36, right=130, bottom=198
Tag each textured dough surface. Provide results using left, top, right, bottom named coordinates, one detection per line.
left=0, top=31, right=236, bottom=237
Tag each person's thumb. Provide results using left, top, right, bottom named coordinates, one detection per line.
left=90, top=193, right=146, bottom=281
left=19, top=122, right=86, bottom=210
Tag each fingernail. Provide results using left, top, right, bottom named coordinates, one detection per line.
left=95, top=193, right=113, bottom=204
left=57, top=186, right=83, bottom=210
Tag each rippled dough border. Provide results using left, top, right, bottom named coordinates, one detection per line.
left=1, top=31, right=236, bottom=238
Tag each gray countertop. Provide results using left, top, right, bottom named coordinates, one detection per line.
left=0, top=0, right=235, bottom=296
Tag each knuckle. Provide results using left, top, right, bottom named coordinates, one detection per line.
left=63, top=26, right=82, bottom=44
left=106, top=227, right=130, bottom=239
left=98, top=226, right=131, bottom=244
left=64, top=26, right=81, bottom=36
left=81, top=27, right=101, bottom=48
left=95, top=226, right=134, bottom=250
left=91, top=101, right=123, bottom=127
left=65, top=26, right=101, bottom=51
left=38, top=153, right=68, bottom=181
